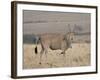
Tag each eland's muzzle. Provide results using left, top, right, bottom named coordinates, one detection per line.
left=69, top=44, right=72, bottom=48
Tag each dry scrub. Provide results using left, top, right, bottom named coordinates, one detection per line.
left=23, top=43, right=90, bottom=69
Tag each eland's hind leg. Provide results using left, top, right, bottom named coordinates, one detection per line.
left=39, top=49, right=44, bottom=64
left=44, top=48, right=48, bottom=64
left=39, top=48, right=48, bottom=64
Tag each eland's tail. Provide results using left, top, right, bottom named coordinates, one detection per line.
left=34, top=36, right=40, bottom=54
left=35, top=46, right=38, bottom=54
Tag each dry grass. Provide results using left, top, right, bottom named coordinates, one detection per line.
left=23, top=43, right=90, bottom=69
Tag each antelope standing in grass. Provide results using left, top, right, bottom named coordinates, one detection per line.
left=34, top=24, right=75, bottom=64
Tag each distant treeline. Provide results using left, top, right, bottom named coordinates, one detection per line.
left=74, top=32, right=90, bottom=35
left=23, top=34, right=37, bottom=44
left=23, top=32, right=90, bottom=44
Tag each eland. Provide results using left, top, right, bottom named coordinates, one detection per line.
left=34, top=24, right=75, bottom=64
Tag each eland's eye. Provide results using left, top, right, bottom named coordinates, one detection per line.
left=71, top=38, right=73, bottom=40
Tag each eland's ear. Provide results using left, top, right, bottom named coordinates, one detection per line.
left=68, top=24, right=71, bottom=33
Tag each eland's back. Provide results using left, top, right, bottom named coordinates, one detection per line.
left=39, top=33, right=65, bottom=50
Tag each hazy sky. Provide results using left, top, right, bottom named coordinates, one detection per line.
left=23, top=10, right=91, bottom=35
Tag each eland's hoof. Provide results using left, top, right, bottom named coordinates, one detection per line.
left=39, top=62, right=41, bottom=64
left=61, top=52, right=64, bottom=54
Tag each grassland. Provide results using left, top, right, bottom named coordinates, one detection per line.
left=23, top=43, right=90, bottom=69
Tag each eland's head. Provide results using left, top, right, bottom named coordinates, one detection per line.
left=64, top=24, right=75, bottom=48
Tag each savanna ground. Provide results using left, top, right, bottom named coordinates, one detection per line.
left=23, top=42, right=90, bottom=69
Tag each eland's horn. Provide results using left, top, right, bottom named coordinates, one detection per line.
left=68, top=24, right=71, bottom=33
left=73, top=24, right=77, bottom=33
